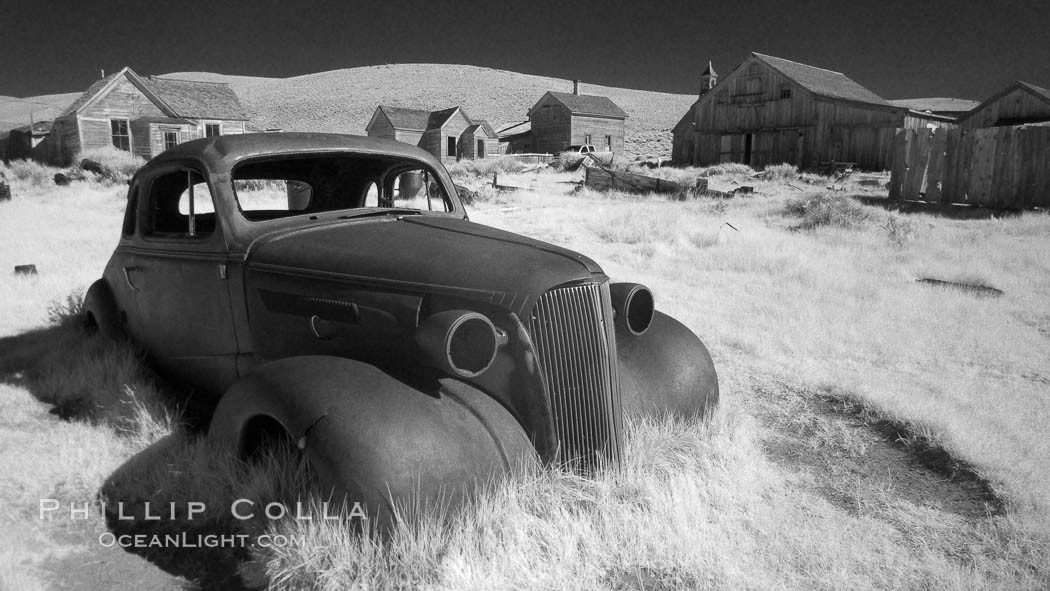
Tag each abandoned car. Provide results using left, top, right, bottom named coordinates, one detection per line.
left=85, top=133, right=718, bottom=519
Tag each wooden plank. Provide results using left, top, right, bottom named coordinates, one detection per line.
left=1034, top=127, right=1050, bottom=208
left=941, top=128, right=961, bottom=205
left=888, top=129, right=905, bottom=203
left=925, top=128, right=947, bottom=204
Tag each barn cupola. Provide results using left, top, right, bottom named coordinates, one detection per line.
left=700, top=61, right=717, bottom=96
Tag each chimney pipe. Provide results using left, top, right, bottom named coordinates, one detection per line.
left=573, top=79, right=580, bottom=95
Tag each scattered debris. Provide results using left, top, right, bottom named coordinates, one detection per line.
left=583, top=164, right=686, bottom=196
left=491, top=172, right=525, bottom=192
left=53, top=173, right=72, bottom=186
left=80, top=158, right=106, bottom=176
left=733, top=185, right=754, bottom=194
left=0, top=180, right=10, bottom=201
left=14, top=264, right=38, bottom=275
left=915, top=277, right=1003, bottom=297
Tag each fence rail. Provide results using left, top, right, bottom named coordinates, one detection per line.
left=889, top=126, right=1050, bottom=209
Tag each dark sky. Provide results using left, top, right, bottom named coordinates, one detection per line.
left=4, top=0, right=1049, bottom=101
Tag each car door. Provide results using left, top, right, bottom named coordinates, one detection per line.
left=126, top=164, right=241, bottom=391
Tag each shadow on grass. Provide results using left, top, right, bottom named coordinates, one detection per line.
left=100, top=435, right=254, bottom=590
left=852, top=194, right=1027, bottom=220
left=1, top=325, right=253, bottom=589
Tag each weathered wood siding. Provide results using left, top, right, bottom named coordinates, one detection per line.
left=530, top=96, right=572, bottom=154
left=676, top=57, right=904, bottom=170
left=78, top=78, right=167, bottom=156
left=461, top=128, right=499, bottom=159
left=889, top=125, right=1050, bottom=208
left=960, top=87, right=1050, bottom=130
left=419, top=110, right=473, bottom=163
left=571, top=115, right=624, bottom=153
left=366, top=112, right=396, bottom=140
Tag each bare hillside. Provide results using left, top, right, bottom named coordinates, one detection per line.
left=3, top=64, right=696, bottom=158
left=166, top=64, right=696, bottom=158
left=0, top=92, right=80, bottom=129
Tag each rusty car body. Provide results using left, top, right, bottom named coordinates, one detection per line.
left=85, top=133, right=718, bottom=520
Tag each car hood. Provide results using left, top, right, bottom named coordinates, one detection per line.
left=245, top=215, right=604, bottom=313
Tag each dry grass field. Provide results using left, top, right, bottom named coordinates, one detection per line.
left=1, top=158, right=1049, bottom=590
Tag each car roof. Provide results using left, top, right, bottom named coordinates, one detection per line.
left=149, top=132, right=445, bottom=171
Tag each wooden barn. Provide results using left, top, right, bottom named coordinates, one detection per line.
left=956, top=81, right=1050, bottom=130
left=44, top=67, right=247, bottom=165
left=672, top=53, right=911, bottom=170
left=365, top=105, right=498, bottom=163
left=527, top=85, right=627, bottom=154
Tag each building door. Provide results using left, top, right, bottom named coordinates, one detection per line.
left=477, top=140, right=485, bottom=158
left=447, top=136, right=457, bottom=158
left=743, top=133, right=754, bottom=165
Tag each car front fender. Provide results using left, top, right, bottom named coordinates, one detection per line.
left=615, top=311, right=719, bottom=420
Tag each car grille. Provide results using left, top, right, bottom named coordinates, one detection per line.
left=527, top=282, right=623, bottom=469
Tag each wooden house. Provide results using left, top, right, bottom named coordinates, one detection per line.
left=366, top=105, right=497, bottom=162
left=672, top=53, right=910, bottom=170
left=527, top=87, right=627, bottom=154
left=461, top=121, right=499, bottom=159
left=44, top=67, right=247, bottom=165
left=956, top=81, right=1050, bottom=130
left=496, top=121, right=532, bottom=154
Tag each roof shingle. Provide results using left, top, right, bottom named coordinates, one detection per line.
left=378, top=105, right=432, bottom=130
left=545, top=92, right=627, bottom=118
left=753, top=53, right=889, bottom=107
left=146, top=76, right=247, bottom=120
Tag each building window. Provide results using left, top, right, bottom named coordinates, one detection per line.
left=780, top=87, right=792, bottom=99
left=605, top=135, right=612, bottom=151
left=447, top=136, right=457, bottom=157
left=163, top=130, right=180, bottom=150
left=111, top=120, right=130, bottom=151
left=205, top=123, right=221, bottom=137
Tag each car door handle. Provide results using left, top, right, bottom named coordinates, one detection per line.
left=122, top=266, right=140, bottom=292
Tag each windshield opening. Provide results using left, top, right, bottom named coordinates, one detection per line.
left=231, top=154, right=454, bottom=222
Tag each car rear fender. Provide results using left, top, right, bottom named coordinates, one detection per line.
left=207, top=355, right=539, bottom=523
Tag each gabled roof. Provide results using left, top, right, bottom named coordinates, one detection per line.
left=752, top=53, right=890, bottom=107
left=957, top=80, right=1050, bottom=125
left=58, top=67, right=246, bottom=120
left=146, top=76, right=247, bottom=120
left=464, top=120, right=497, bottom=137
left=887, top=98, right=979, bottom=114
left=60, top=68, right=177, bottom=118
left=1019, top=81, right=1050, bottom=102
left=536, top=91, right=628, bottom=119
left=375, top=105, right=432, bottom=131
left=427, top=107, right=463, bottom=129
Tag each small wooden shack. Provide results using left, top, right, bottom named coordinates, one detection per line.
left=956, top=81, right=1050, bottom=130
left=496, top=120, right=532, bottom=154
left=673, top=53, right=910, bottom=170
left=2, top=120, right=52, bottom=161
left=44, top=67, right=247, bottom=165
left=366, top=105, right=498, bottom=162
left=527, top=86, right=627, bottom=154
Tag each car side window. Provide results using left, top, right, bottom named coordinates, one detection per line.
left=143, top=169, right=216, bottom=239
left=390, top=168, right=451, bottom=212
